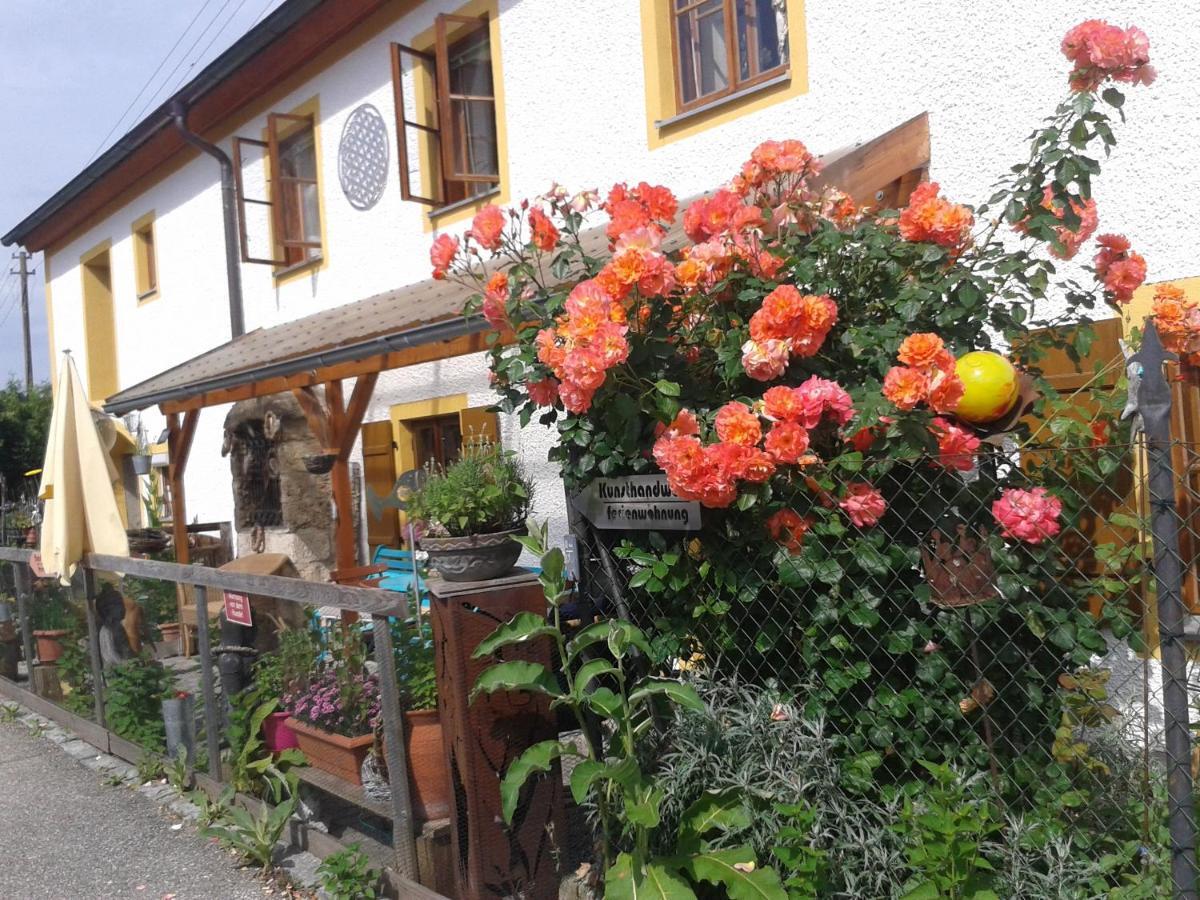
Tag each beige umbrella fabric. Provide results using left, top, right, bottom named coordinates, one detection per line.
left=38, top=353, right=129, bottom=584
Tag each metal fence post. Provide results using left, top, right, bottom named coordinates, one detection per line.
left=1135, top=321, right=1198, bottom=899
left=193, top=585, right=223, bottom=780
left=372, top=612, right=419, bottom=881
left=11, top=561, right=35, bottom=682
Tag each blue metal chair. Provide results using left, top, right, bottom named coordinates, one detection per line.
left=371, top=546, right=431, bottom=612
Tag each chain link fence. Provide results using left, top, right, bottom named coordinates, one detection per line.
left=568, top=361, right=1198, bottom=897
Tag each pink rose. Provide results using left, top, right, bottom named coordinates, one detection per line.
left=840, top=482, right=886, bottom=527
left=992, top=487, right=1063, bottom=544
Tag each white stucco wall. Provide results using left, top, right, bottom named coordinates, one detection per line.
left=42, top=0, right=1200, bottom=551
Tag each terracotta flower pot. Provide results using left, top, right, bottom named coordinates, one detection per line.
left=33, top=629, right=68, bottom=664
left=404, top=708, right=450, bottom=821
left=286, top=717, right=374, bottom=784
left=262, top=710, right=300, bottom=752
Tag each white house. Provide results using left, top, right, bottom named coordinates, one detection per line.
left=5, top=0, right=1198, bottom=580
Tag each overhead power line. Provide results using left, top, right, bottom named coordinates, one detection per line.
left=84, top=0, right=218, bottom=165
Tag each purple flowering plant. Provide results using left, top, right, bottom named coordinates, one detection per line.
left=283, top=627, right=381, bottom=738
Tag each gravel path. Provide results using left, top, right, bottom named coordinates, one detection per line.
left=0, top=720, right=269, bottom=900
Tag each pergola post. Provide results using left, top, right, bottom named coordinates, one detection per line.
left=166, top=409, right=200, bottom=645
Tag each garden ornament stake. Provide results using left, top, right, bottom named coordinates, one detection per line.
left=1132, top=319, right=1198, bottom=899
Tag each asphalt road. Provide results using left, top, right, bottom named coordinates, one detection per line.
left=0, top=720, right=267, bottom=900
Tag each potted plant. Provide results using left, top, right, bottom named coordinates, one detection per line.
left=284, top=628, right=380, bottom=784
left=391, top=620, right=449, bottom=820
left=251, top=628, right=320, bottom=752
left=31, top=588, right=73, bottom=664
left=128, top=573, right=180, bottom=655
left=409, top=441, right=533, bottom=582
left=130, top=420, right=153, bottom=476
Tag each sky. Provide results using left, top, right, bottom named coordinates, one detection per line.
left=0, top=0, right=286, bottom=386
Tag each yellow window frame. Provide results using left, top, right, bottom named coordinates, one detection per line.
left=131, top=211, right=159, bottom=303
left=396, top=0, right=510, bottom=231
left=640, top=0, right=808, bottom=149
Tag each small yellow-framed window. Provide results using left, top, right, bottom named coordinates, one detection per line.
left=641, top=0, right=807, bottom=148
left=131, top=212, right=159, bottom=302
left=391, top=0, right=510, bottom=228
left=232, top=96, right=328, bottom=279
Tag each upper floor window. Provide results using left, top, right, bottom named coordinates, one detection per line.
left=392, top=12, right=501, bottom=209
left=132, top=213, right=159, bottom=300
left=232, top=107, right=324, bottom=269
left=673, top=0, right=789, bottom=112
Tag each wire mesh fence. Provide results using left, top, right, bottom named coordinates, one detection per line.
left=568, top=386, right=1199, bottom=896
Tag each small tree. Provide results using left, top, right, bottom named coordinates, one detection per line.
left=0, top=378, right=52, bottom=499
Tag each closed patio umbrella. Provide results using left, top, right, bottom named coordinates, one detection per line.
left=38, top=353, right=129, bottom=584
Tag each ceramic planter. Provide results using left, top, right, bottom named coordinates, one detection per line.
left=33, top=629, right=68, bottom=664
left=419, top=528, right=522, bottom=582
left=262, top=710, right=300, bottom=752
left=286, top=717, right=374, bottom=784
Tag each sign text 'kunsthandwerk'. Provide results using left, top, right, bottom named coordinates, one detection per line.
left=572, top=474, right=701, bottom=531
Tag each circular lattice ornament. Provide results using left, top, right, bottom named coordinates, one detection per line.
left=337, top=103, right=389, bottom=211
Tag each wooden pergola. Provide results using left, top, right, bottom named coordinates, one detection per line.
left=108, top=113, right=932, bottom=595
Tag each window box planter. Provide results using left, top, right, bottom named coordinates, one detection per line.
left=286, top=717, right=374, bottom=784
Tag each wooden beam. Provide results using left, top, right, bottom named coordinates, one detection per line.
left=292, top=385, right=333, bottom=451
left=166, top=409, right=200, bottom=567
left=337, top=372, right=378, bottom=460
left=814, top=112, right=931, bottom=208
left=158, top=330, right=495, bottom=415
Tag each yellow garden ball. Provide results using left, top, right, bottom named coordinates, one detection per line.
left=954, top=351, right=1020, bottom=424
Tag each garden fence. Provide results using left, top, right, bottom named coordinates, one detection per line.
left=568, top=333, right=1200, bottom=898
left=0, top=547, right=439, bottom=897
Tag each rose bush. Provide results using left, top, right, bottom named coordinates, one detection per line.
left=433, top=21, right=1160, bottom=785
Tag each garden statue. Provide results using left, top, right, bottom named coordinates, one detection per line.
left=96, top=581, right=134, bottom=668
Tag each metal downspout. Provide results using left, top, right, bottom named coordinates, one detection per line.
left=167, top=99, right=245, bottom=339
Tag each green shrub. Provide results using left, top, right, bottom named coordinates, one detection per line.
left=103, top=655, right=176, bottom=753
left=317, top=844, right=382, bottom=900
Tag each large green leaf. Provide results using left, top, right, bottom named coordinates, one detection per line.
left=472, top=612, right=558, bottom=659
left=677, top=790, right=752, bottom=850
left=628, top=678, right=704, bottom=714
left=499, top=740, right=570, bottom=823
left=569, top=755, right=640, bottom=805
left=682, top=847, right=788, bottom=900
left=573, top=658, right=618, bottom=695
left=606, top=620, right=654, bottom=660
left=566, top=621, right=613, bottom=659
left=472, top=661, right=561, bottom=700
left=605, top=855, right=697, bottom=900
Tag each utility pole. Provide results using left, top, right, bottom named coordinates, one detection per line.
left=10, top=251, right=34, bottom=393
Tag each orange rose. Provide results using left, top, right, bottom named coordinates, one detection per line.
left=883, top=366, right=929, bottom=411
left=897, top=333, right=947, bottom=369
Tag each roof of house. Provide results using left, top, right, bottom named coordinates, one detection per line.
left=3, top=0, right=391, bottom=251
left=103, top=113, right=930, bottom=416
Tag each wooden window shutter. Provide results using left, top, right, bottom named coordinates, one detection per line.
left=458, top=406, right=499, bottom=448
left=434, top=13, right=500, bottom=187
left=361, top=420, right=400, bottom=548
left=391, top=42, right=443, bottom=206
left=232, top=135, right=287, bottom=265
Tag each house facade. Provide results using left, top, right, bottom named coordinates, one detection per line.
left=6, top=0, right=1197, bottom=575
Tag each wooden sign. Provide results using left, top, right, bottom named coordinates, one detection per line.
left=223, top=591, right=253, bottom=627
left=572, top=474, right=701, bottom=531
